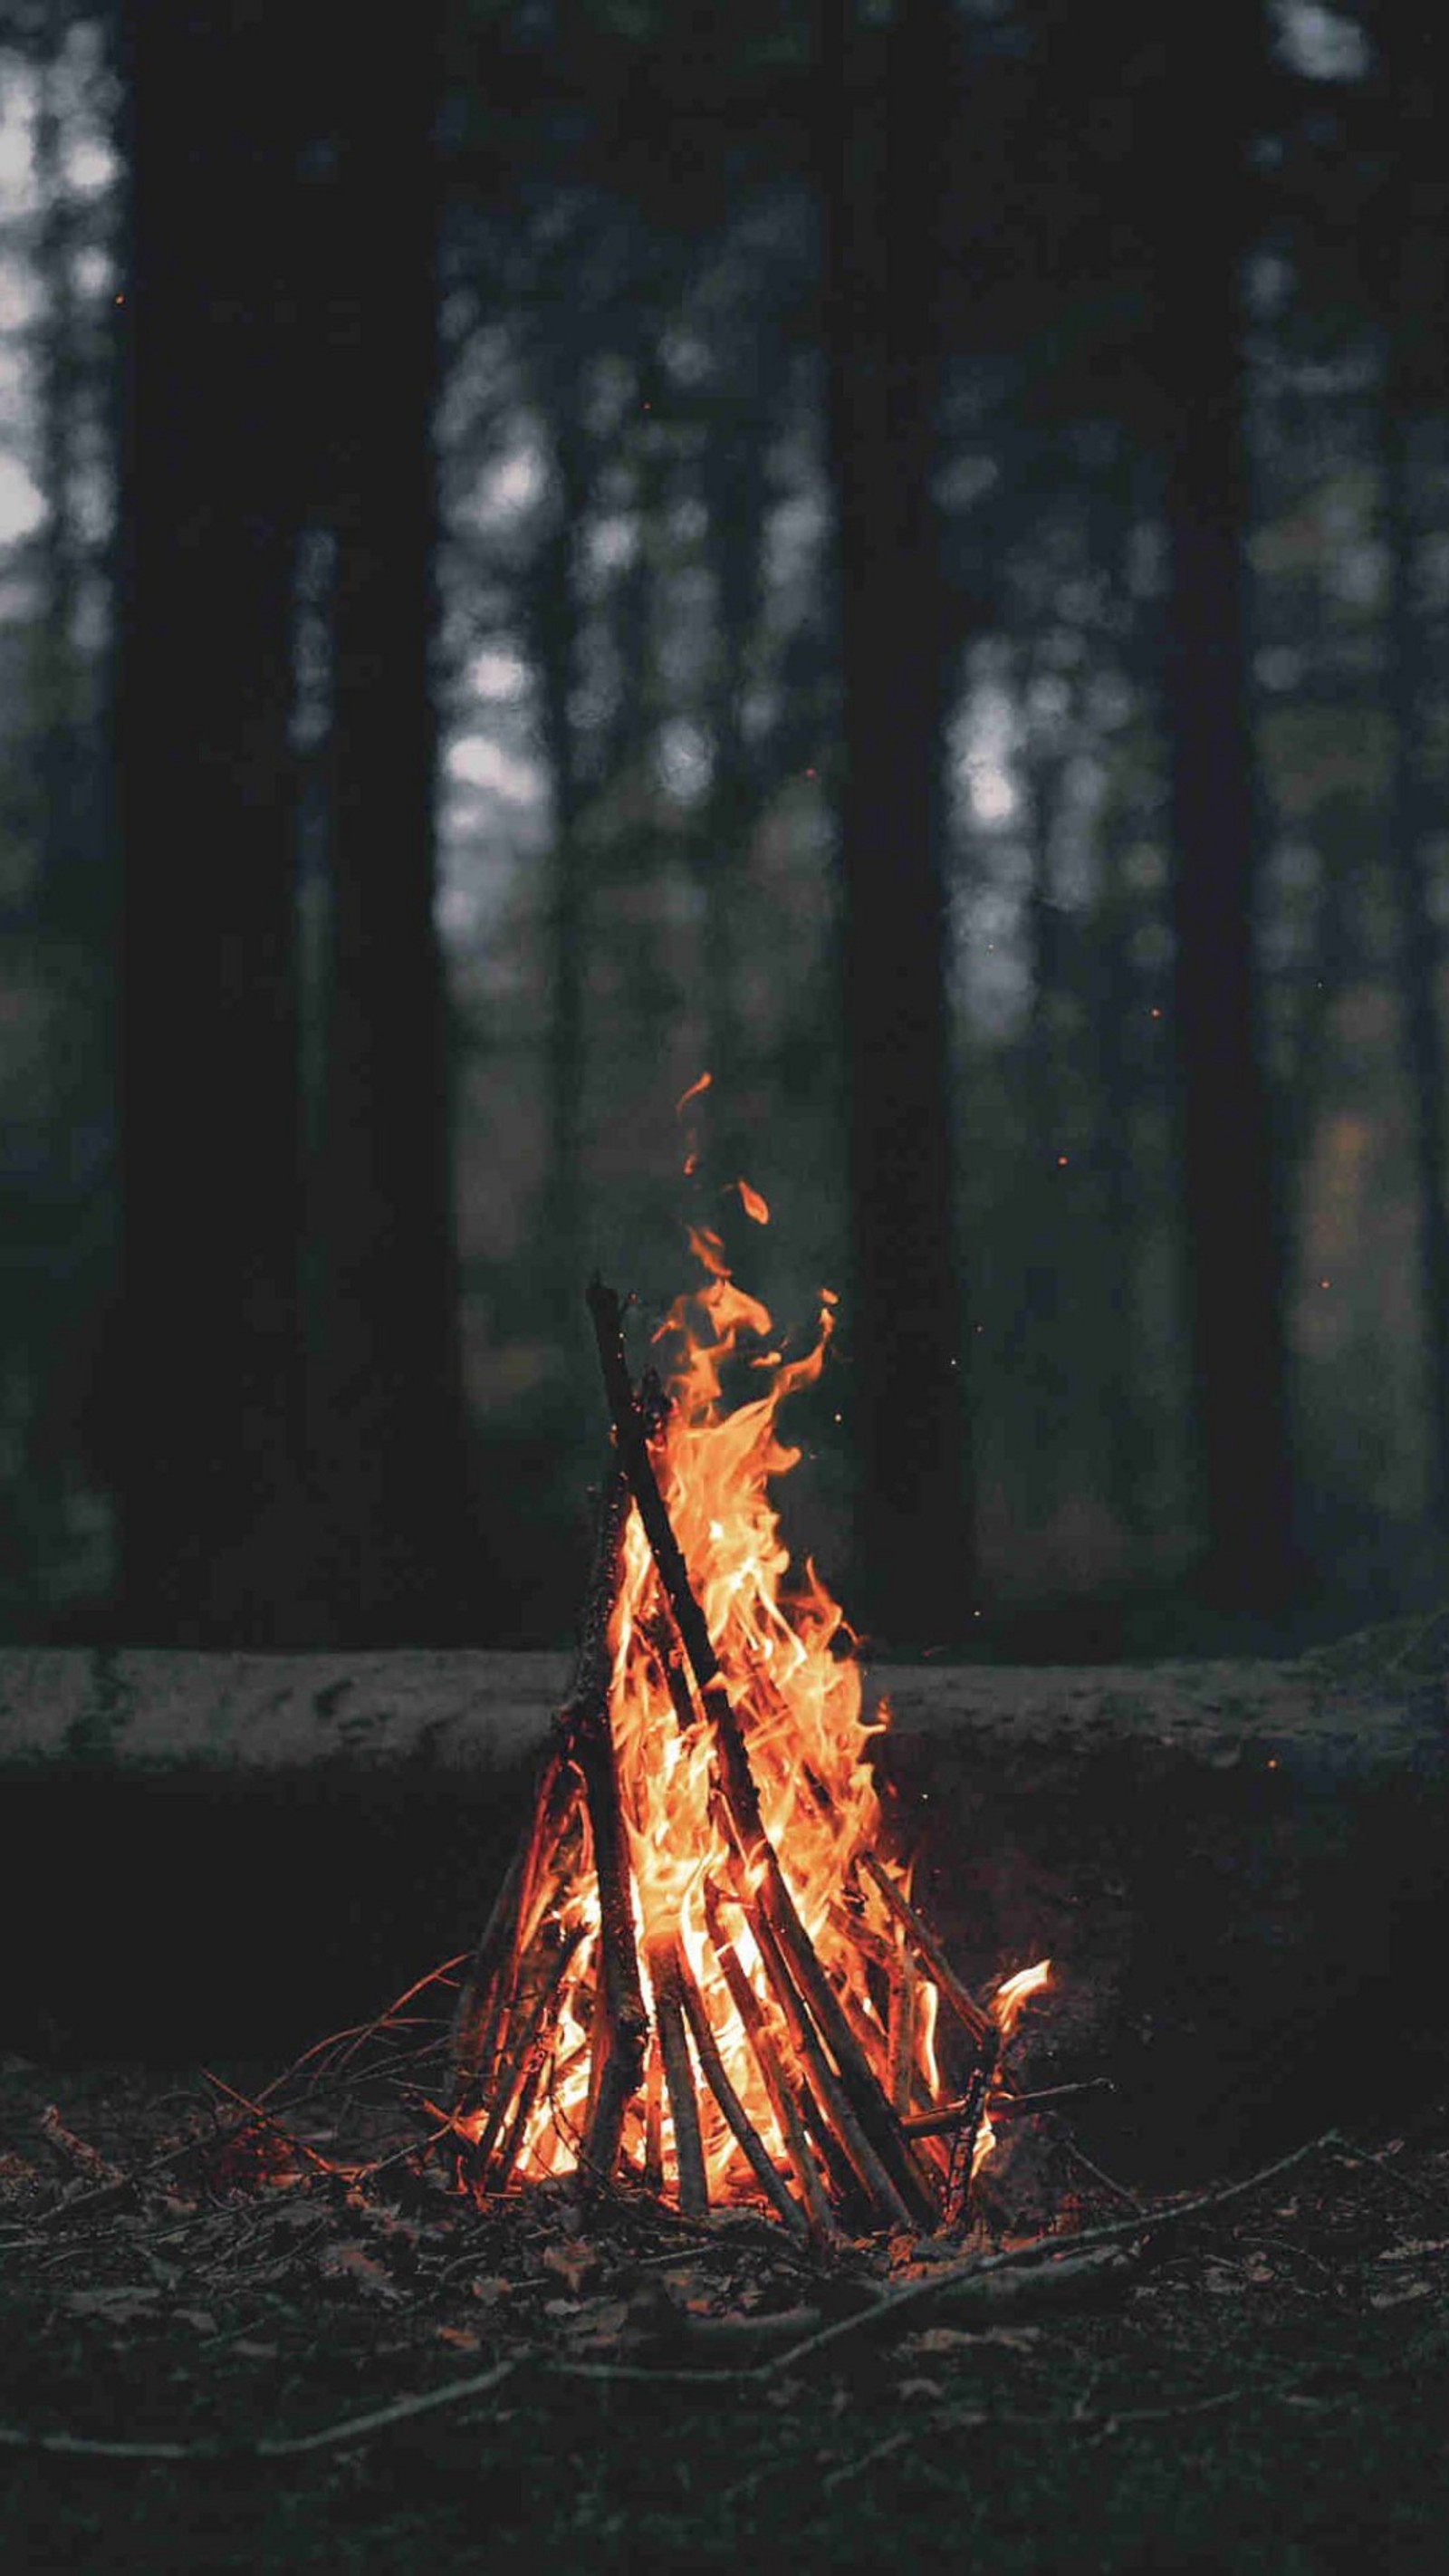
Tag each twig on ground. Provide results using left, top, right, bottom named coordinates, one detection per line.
left=200, top=2072, right=343, bottom=2178
left=1050, top=2128, right=1145, bottom=2212
left=745, top=2128, right=1339, bottom=2380
left=0, top=2360, right=520, bottom=2464
left=818, top=2378, right=1319, bottom=2497
left=331, top=1958, right=467, bottom=2075
left=1334, top=2139, right=1449, bottom=2216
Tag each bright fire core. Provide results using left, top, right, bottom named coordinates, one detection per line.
left=509, top=1207, right=1049, bottom=2206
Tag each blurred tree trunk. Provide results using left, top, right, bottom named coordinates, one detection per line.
left=1383, top=414, right=1449, bottom=1532
left=699, top=410, right=770, bottom=1187
left=1015, top=689, right=1072, bottom=1527
left=309, top=0, right=473, bottom=1642
left=32, top=5, right=82, bottom=927
left=114, top=3, right=308, bottom=1642
left=816, top=0, right=973, bottom=1644
left=528, top=378, right=592, bottom=1351
left=1370, top=0, right=1449, bottom=1540
left=1093, top=791, right=1147, bottom=1539
left=1158, top=2, right=1298, bottom=1612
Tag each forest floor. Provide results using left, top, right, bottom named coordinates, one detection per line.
left=2, top=2038, right=1447, bottom=2576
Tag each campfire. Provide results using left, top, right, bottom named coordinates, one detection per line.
left=448, top=1203, right=1049, bottom=2238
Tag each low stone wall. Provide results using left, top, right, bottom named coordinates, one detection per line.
left=3, top=1637, right=1444, bottom=2179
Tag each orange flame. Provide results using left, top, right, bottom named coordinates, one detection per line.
left=511, top=1221, right=1049, bottom=2208
left=992, top=1959, right=1051, bottom=2041
left=734, top=1177, right=770, bottom=1225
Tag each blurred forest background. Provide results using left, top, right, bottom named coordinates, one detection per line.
left=0, top=0, right=1445, bottom=1659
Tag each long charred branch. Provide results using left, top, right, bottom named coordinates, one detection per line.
left=467, top=1920, right=587, bottom=2186
left=643, top=1610, right=701, bottom=1740
left=566, top=1462, right=650, bottom=2184
left=642, top=2035, right=664, bottom=2196
left=945, top=2027, right=1000, bottom=2228
left=888, top=1938, right=918, bottom=2117
left=646, top=1937, right=708, bottom=2215
left=588, top=1279, right=771, bottom=1850
left=674, top=1941, right=808, bottom=2238
left=490, top=2035, right=554, bottom=2196
left=856, top=1851, right=993, bottom=2049
left=704, top=1879, right=837, bottom=2241
left=449, top=1822, right=530, bottom=2094
left=452, top=1748, right=575, bottom=2110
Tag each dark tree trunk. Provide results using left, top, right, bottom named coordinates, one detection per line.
left=1015, top=699, right=1071, bottom=1527
left=1367, top=0, right=1449, bottom=1540
left=113, top=3, right=308, bottom=1643
left=1382, top=409, right=1449, bottom=1533
left=817, top=0, right=972, bottom=1645
left=31, top=5, right=82, bottom=922
left=528, top=382, right=592, bottom=1351
left=309, top=1, right=472, bottom=1642
left=1158, top=3, right=1298, bottom=1612
left=1093, top=798, right=1147, bottom=1539
left=699, top=413, right=770, bottom=1187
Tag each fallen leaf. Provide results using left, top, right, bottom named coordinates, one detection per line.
left=435, top=2325, right=482, bottom=2352
left=175, top=2308, right=218, bottom=2337
left=1376, top=2239, right=1449, bottom=2264
left=542, top=2240, right=600, bottom=2293
left=319, top=2244, right=403, bottom=2303
left=663, top=2268, right=707, bottom=2300
left=565, top=2299, right=633, bottom=2352
left=231, top=2340, right=278, bottom=2360
left=897, top=2375, right=946, bottom=2402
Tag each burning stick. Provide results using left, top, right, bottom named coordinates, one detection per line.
left=450, top=1756, right=553, bottom=2100
left=673, top=1941, right=808, bottom=2239
left=644, top=1937, right=708, bottom=2215
left=704, top=1879, right=837, bottom=2241
left=642, top=2037, right=664, bottom=2196
left=466, top=1920, right=588, bottom=2187
left=586, top=1278, right=772, bottom=1852
left=854, top=1852, right=993, bottom=2050
left=566, top=1464, right=650, bottom=2183
left=642, top=1610, right=701, bottom=1740
left=943, top=2031, right=999, bottom=2229
left=887, top=1935, right=918, bottom=2117
left=451, top=1751, right=579, bottom=2116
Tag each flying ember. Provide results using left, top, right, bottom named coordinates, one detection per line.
left=448, top=1202, right=1050, bottom=2234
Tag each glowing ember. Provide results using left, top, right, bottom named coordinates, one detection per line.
left=451, top=1197, right=1050, bottom=2225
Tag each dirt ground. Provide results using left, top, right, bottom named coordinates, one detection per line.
left=3, top=2024, right=1448, bottom=2576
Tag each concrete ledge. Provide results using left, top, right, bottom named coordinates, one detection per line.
left=4, top=1639, right=1445, bottom=2179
